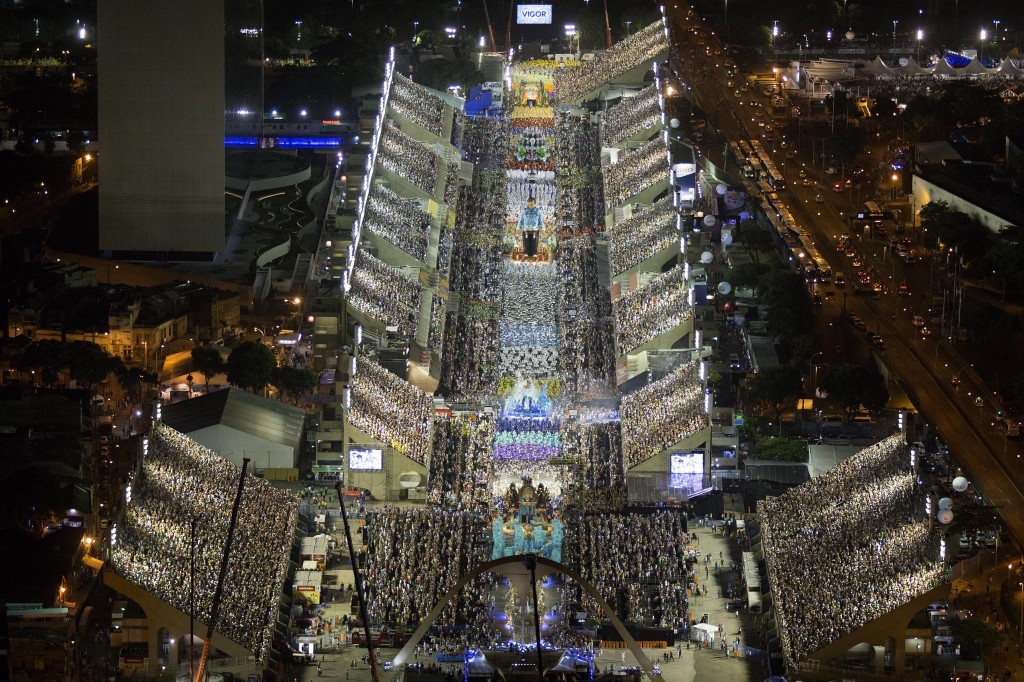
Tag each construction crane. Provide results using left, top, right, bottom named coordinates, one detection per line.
left=194, top=458, right=249, bottom=682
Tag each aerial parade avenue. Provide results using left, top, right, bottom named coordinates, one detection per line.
left=6, top=0, right=1024, bottom=681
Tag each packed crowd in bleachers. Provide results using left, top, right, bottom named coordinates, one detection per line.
left=565, top=510, right=689, bottom=626
left=110, top=424, right=297, bottom=659
left=363, top=507, right=490, bottom=627
left=612, top=265, right=692, bottom=352
left=428, top=415, right=494, bottom=511
left=438, top=313, right=500, bottom=399
left=600, top=84, right=662, bottom=147
left=620, top=360, right=707, bottom=468
left=349, top=251, right=422, bottom=338
left=378, top=120, right=441, bottom=196
left=556, top=237, right=617, bottom=395
left=459, top=116, right=509, bottom=169
left=758, top=435, right=945, bottom=664
left=554, top=20, right=669, bottom=103
left=603, top=137, right=671, bottom=207
left=349, top=356, right=434, bottom=464
left=560, top=414, right=624, bottom=492
left=608, top=197, right=677, bottom=274
left=364, top=184, right=431, bottom=262
left=389, top=73, right=448, bottom=137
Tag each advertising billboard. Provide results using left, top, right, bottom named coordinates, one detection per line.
left=348, top=447, right=383, bottom=471
left=517, top=4, right=552, bottom=24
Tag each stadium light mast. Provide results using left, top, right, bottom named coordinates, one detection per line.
left=335, top=482, right=382, bottom=682
left=603, top=0, right=613, bottom=48
left=194, top=459, right=250, bottom=682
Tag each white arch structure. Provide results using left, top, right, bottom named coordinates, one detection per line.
left=390, top=554, right=666, bottom=681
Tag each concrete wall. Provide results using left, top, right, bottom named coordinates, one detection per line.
left=912, top=175, right=1015, bottom=234
left=98, top=0, right=226, bottom=254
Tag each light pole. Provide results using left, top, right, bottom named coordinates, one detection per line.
left=843, top=0, right=848, bottom=30
left=412, top=20, right=419, bottom=41
left=892, top=20, right=898, bottom=49
left=723, top=0, right=729, bottom=43
left=772, top=21, right=779, bottom=54
left=916, top=29, right=923, bottom=62
left=980, top=29, right=987, bottom=61
left=809, top=351, right=823, bottom=394
left=1019, top=580, right=1023, bottom=645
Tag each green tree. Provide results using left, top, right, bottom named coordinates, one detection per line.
left=762, top=270, right=814, bottom=339
left=66, top=341, right=112, bottom=388
left=18, top=339, right=68, bottom=386
left=111, top=357, right=156, bottom=401
left=746, top=365, right=803, bottom=433
left=820, top=363, right=889, bottom=417
left=272, top=366, right=319, bottom=403
left=226, top=342, right=277, bottom=393
left=754, top=436, right=808, bottom=463
left=191, top=346, right=225, bottom=393
left=737, top=226, right=774, bottom=263
left=727, top=262, right=772, bottom=296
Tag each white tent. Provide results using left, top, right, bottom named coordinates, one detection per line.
left=995, top=59, right=1024, bottom=78
left=859, top=56, right=895, bottom=77
left=962, top=58, right=993, bottom=76
left=692, top=622, right=719, bottom=643
left=931, top=58, right=959, bottom=77
left=896, top=59, right=931, bottom=76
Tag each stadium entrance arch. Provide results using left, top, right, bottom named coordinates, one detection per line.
left=390, top=554, right=665, bottom=681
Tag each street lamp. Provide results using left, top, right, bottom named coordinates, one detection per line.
left=1019, top=581, right=1023, bottom=645
left=412, top=20, right=419, bottom=41
left=772, top=21, right=779, bottom=53
left=564, top=24, right=577, bottom=53
left=892, top=20, right=898, bottom=49
left=980, top=29, right=987, bottom=61
left=809, top=351, right=823, bottom=393
left=916, top=29, right=923, bottom=62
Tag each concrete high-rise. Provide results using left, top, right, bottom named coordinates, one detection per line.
left=98, top=0, right=226, bottom=257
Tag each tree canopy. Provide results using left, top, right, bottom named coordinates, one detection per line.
left=191, top=346, right=225, bottom=392
left=746, top=365, right=803, bottom=431
left=226, top=342, right=278, bottom=393
left=754, top=436, right=808, bottom=463
left=820, top=363, right=889, bottom=417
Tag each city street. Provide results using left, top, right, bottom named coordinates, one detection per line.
left=665, top=4, right=1024, bottom=549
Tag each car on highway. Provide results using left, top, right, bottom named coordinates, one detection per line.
left=852, top=258, right=862, bottom=267
left=912, top=315, right=925, bottom=327
left=873, top=282, right=883, bottom=292
left=815, top=194, right=823, bottom=203
left=786, top=150, right=796, bottom=159
left=951, top=375, right=961, bottom=387
left=802, top=177, right=812, bottom=187
left=845, top=248, right=856, bottom=257
left=834, top=273, right=846, bottom=287
left=832, top=182, right=843, bottom=193
left=920, top=326, right=933, bottom=337
left=798, top=170, right=807, bottom=178
left=729, top=354, right=742, bottom=369
left=873, top=337, right=887, bottom=351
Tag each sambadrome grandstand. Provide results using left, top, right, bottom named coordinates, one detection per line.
left=101, top=10, right=949, bottom=679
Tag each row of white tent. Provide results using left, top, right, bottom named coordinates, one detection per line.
left=859, top=55, right=1024, bottom=78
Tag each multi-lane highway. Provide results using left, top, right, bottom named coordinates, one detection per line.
left=665, top=3, right=1024, bottom=548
